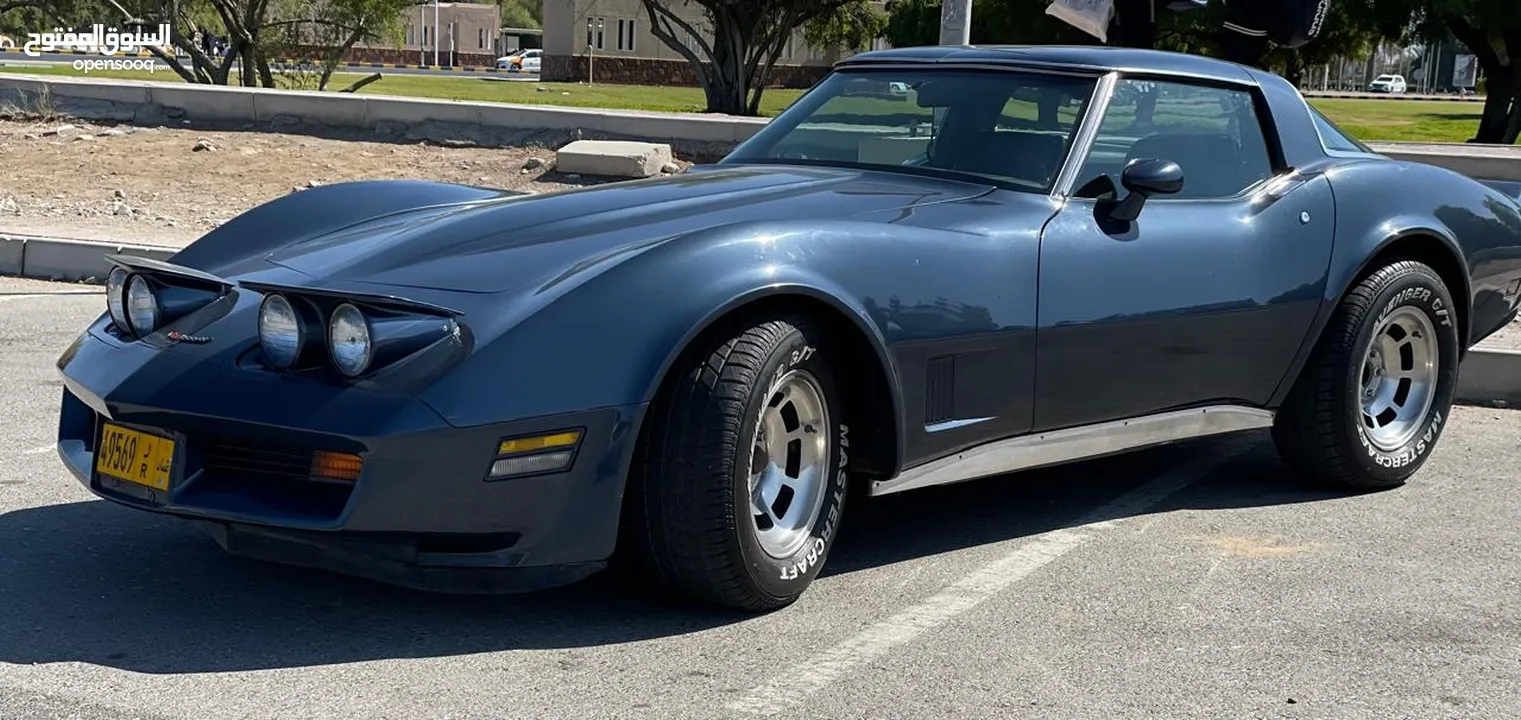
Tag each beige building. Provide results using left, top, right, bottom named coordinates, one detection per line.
left=543, top=0, right=888, bottom=86
left=350, top=1, right=502, bottom=66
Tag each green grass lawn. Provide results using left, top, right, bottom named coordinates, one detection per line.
left=0, top=63, right=1488, bottom=144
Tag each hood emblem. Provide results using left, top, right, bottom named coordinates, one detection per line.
left=165, top=331, right=212, bottom=344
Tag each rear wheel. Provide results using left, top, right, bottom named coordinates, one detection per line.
left=1272, top=260, right=1460, bottom=489
left=624, top=315, right=850, bottom=611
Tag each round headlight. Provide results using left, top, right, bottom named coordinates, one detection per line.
left=258, top=294, right=304, bottom=369
left=125, top=274, right=158, bottom=335
left=328, top=303, right=372, bottom=377
left=105, top=267, right=129, bottom=330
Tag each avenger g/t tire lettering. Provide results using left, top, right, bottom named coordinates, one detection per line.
left=1273, top=260, right=1460, bottom=489
left=625, top=315, right=849, bottom=611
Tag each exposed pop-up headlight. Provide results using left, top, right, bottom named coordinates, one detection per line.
left=105, top=267, right=129, bottom=331
left=328, top=303, right=373, bottom=377
left=100, top=255, right=234, bottom=341
left=258, top=294, right=305, bottom=369
left=126, top=274, right=159, bottom=336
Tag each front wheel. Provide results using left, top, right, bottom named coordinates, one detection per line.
left=1272, top=260, right=1461, bottom=489
left=623, top=315, right=850, bottom=611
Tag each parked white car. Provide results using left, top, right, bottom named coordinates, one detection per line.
left=496, top=48, right=541, bottom=73
left=1367, top=74, right=1407, bottom=93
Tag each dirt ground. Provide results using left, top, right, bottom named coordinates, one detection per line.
left=0, top=116, right=667, bottom=246
left=1, top=116, right=1517, bottom=349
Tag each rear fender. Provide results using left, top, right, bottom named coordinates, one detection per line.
left=1268, top=160, right=1521, bottom=406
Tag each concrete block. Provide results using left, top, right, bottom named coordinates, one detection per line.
left=556, top=140, right=673, bottom=178
left=1457, top=348, right=1521, bottom=407
left=0, top=236, right=24, bottom=276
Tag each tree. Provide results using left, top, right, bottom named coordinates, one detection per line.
left=1428, top=0, right=1521, bottom=143
left=804, top=0, right=887, bottom=53
left=1351, top=0, right=1519, bottom=143
left=269, top=0, right=412, bottom=90
left=640, top=0, right=883, bottom=116
left=498, top=0, right=540, bottom=29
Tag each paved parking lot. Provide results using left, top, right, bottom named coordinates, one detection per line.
left=3, top=275, right=1521, bottom=719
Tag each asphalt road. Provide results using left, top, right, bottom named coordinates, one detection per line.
left=0, top=51, right=541, bottom=79
left=3, top=275, right=1521, bottom=719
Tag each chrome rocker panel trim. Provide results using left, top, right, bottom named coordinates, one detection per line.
left=870, top=405, right=1275, bottom=496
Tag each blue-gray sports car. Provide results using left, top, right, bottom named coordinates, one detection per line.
left=55, top=46, right=1521, bottom=611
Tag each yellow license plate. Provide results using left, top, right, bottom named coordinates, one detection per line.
left=95, top=422, right=175, bottom=492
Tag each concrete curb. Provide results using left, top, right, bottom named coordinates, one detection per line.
left=0, top=233, right=177, bottom=283
left=4, top=230, right=1518, bottom=409
left=1456, top=348, right=1521, bottom=408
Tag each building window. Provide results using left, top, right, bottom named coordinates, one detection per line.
left=406, top=27, right=413, bottom=45
left=617, top=19, right=636, bottom=51
left=478, top=27, right=484, bottom=49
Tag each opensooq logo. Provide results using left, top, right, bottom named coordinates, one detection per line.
left=21, top=23, right=172, bottom=57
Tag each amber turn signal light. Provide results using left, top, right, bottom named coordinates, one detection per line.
left=310, top=450, right=363, bottom=483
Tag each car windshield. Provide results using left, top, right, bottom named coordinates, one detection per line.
left=722, top=69, right=1099, bottom=193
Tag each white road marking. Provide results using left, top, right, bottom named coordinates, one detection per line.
left=22, top=445, right=54, bottom=456
left=726, top=440, right=1250, bottom=717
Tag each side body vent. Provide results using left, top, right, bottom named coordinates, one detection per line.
left=925, top=355, right=955, bottom=425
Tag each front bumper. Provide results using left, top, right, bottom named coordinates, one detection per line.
left=55, top=323, right=646, bottom=593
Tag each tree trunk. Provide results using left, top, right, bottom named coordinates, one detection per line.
left=1442, top=14, right=1517, bottom=144
left=239, top=45, right=257, bottom=86
left=320, top=27, right=367, bottom=91
left=256, top=55, right=275, bottom=88
left=1284, top=54, right=1303, bottom=88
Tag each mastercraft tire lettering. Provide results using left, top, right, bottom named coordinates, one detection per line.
left=1272, top=260, right=1460, bottom=490
left=623, top=315, right=850, bottom=611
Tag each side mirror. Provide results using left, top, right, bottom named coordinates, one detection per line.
left=1109, top=158, right=1184, bottom=222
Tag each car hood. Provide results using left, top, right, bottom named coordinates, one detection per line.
left=260, top=165, right=993, bottom=293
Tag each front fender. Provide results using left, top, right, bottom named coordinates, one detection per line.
left=167, top=180, right=519, bottom=275
left=417, top=219, right=917, bottom=434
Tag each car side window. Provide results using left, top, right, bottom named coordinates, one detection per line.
left=1309, top=106, right=1371, bottom=153
left=1074, top=79, right=1275, bottom=200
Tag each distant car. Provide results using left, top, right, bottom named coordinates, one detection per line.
left=1368, top=74, right=1407, bottom=93
left=55, top=46, right=1521, bottom=612
left=496, top=48, right=540, bottom=73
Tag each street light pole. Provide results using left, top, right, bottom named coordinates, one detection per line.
left=587, top=18, right=601, bottom=84
left=938, top=0, right=972, bottom=45
left=432, top=0, right=439, bottom=67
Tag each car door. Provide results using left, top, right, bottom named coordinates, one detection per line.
left=1031, top=76, right=1335, bottom=431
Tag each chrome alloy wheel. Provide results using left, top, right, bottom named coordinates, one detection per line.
left=747, top=369, right=832, bottom=559
left=1358, top=306, right=1439, bottom=451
